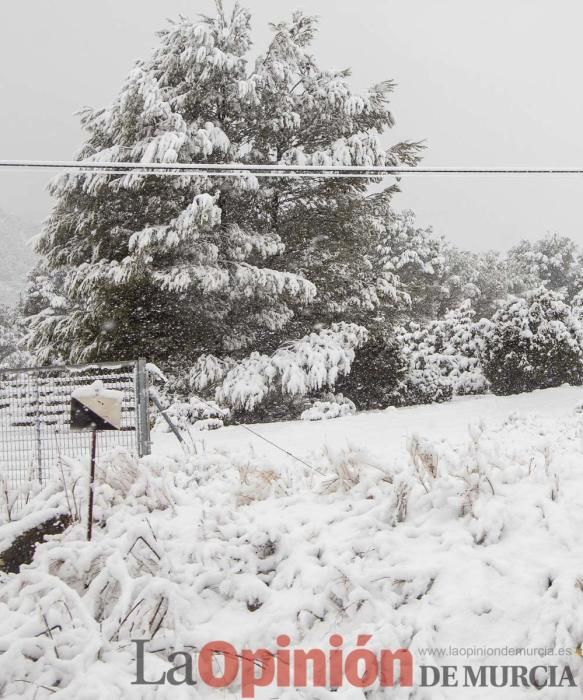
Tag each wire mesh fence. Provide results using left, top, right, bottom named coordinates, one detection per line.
left=0, top=360, right=150, bottom=516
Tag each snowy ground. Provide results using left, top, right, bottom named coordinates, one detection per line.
left=155, top=385, right=583, bottom=466
left=2, top=386, right=583, bottom=698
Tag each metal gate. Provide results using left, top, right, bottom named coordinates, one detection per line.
left=0, top=359, right=151, bottom=510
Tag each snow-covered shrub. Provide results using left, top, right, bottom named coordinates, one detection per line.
left=334, top=333, right=406, bottom=410
left=482, top=287, right=583, bottom=395
left=397, top=353, right=453, bottom=406
left=152, top=396, right=229, bottom=433
left=317, top=444, right=395, bottom=496
left=446, top=307, right=490, bottom=395
left=396, top=301, right=488, bottom=405
left=301, top=393, right=356, bottom=421
left=395, top=324, right=453, bottom=406
left=236, top=464, right=283, bottom=505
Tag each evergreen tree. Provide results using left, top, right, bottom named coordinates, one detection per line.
left=0, top=305, right=31, bottom=368
left=439, top=246, right=509, bottom=319
left=482, top=287, right=583, bottom=395
left=572, top=289, right=583, bottom=322
left=373, top=206, right=447, bottom=322
left=507, top=233, right=581, bottom=299
left=22, top=262, right=68, bottom=364
left=26, top=3, right=420, bottom=385
left=0, top=306, right=19, bottom=364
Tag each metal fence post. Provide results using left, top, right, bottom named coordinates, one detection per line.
left=34, top=373, right=43, bottom=485
left=135, top=358, right=152, bottom=457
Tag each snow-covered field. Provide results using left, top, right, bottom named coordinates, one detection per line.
left=2, top=386, right=583, bottom=698
left=157, top=385, right=583, bottom=466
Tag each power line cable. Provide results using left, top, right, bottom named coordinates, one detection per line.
left=2, top=159, right=583, bottom=178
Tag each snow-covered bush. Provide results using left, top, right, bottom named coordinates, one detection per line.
left=446, top=307, right=490, bottom=395
left=482, top=287, right=583, bottom=395
left=397, top=352, right=453, bottom=406
left=301, top=393, right=356, bottom=421
left=396, top=301, right=488, bottom=405
left=334, top=333, right=406, bottom=410
left=152, top=397, right=229, bottom=433
left=317, top=443, right=395, bottom=495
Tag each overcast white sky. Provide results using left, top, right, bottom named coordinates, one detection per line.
left=0, top=0, right=582, bottom=251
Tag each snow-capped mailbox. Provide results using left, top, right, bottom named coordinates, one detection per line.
left=70, top=380, right=123, bottom=431
left=70, top=380, right=124, bottom=541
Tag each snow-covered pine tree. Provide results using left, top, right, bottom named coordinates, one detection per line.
left=440, top=246, right=509, bottom=319
left=26, top=3, right=421, bottom=392
left=506, top=233, right=581, bottom=299
left=572, top=289, right=583, bottom=322
left=324, top=204, right=446, bottom=411
left=21, top=262, right=68, bottom=364
left=482, top=287, right=583, bottom=395
left=28, top=4, right=305, bottom=367
left=0, top=306, right=19, bottom=364
left=0, top=305, right=31, bottom=368
left=372, top=206, right=447, bottom=321
left=369, top=207, right=510, bottom=324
